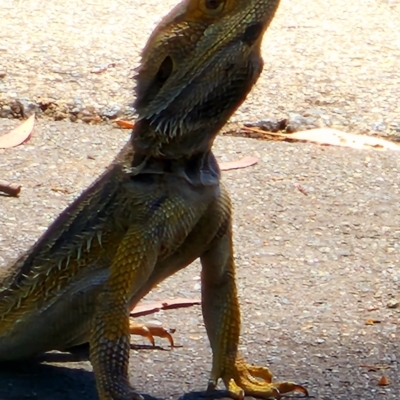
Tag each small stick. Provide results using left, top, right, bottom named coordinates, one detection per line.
left=0, top=179, right=21, bottom=197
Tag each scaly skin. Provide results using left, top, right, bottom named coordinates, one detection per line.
left=0, top=0, right=308, bottom=399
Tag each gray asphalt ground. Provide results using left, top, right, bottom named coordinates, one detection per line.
left=1, top=120, right=400, bottom=400
left=1, top=0, right=400, bottom=399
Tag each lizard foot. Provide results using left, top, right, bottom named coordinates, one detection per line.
left=99, top=386, right=144, bottom=400
left=207, top=357, right=308, bottom=399
left=129, top=322, right=174, bottom=347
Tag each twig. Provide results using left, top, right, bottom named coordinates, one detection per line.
left=0, top=179, right=21, bottom=196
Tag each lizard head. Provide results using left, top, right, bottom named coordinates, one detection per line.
left=131, top=0, right=280, bottom=158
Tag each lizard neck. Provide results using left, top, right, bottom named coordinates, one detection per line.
left=130, top=150, right=220, bottom=187
left=130, top=114, right=222, bottom=159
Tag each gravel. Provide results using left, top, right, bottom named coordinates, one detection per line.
left=0, top=0, right=399, bottom=136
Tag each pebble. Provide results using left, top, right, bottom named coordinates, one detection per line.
left=387, top=299, right=399, bottom=309
left=371, top=121, right=387, bottom=132
left=101, top=104, right=122, bottom=119
left=245, top=112, right=321, bottom=133
left=285, top=112, right=320, bottom=133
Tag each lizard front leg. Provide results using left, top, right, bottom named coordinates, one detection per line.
left=200, top=200, right=308, bottom=399
left=89, top=189, right=203, bottom=400
left=90, top=225, right=160, bottom=400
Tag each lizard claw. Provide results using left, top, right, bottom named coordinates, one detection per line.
left=129, top=321, right=175, bottom=347
left=210, top=357, right=308, bottom=399
left=207, top=378, right=218, bottom=392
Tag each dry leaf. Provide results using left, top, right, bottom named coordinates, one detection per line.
left=241, top=126, right=400, bottom=151
left=288, top=129, right=400, bottom=151
left=130, top=297, right=201, bottom=318
left=160, top=297, right=201, bottom=309
left=115, top=120, right=135, bottom=129
left=0, top=114, right=35, bottom=149
left=0, top=179, right=21, bottom=196
left=219, top=156, right=258, bottom=171
left=365, top=319, right=381, bottom=325
left=295, top=183, right=308, bottom=196
left=378, top=376, right=390, bottom=386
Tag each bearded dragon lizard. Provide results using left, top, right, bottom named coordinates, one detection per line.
left=0, top=0, right=308, bottom=399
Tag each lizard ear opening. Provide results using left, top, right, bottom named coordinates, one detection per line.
left=242, top=22, right=264, bottom=46
left=156, top=56, right=173, bottom=85
left=133, top=56, right=173, bottom=111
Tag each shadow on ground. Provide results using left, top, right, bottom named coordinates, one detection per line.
left=0, top=355, right=228, bottom=400
left=0, top=361, right=97, bottom=400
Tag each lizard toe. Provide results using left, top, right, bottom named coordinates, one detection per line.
left=212, top=357, right=308, bottom=399
left=129, top=321, right=174, bottom=347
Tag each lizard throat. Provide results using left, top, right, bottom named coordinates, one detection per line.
left=129, top=151, right=221, bottom=187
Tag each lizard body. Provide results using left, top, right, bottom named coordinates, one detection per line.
left=0, top=0, right=308, bottom=399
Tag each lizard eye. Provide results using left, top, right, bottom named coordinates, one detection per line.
left=201, top=0, right=225, bottom=13
left=205, top=0, right=222, bottom=9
